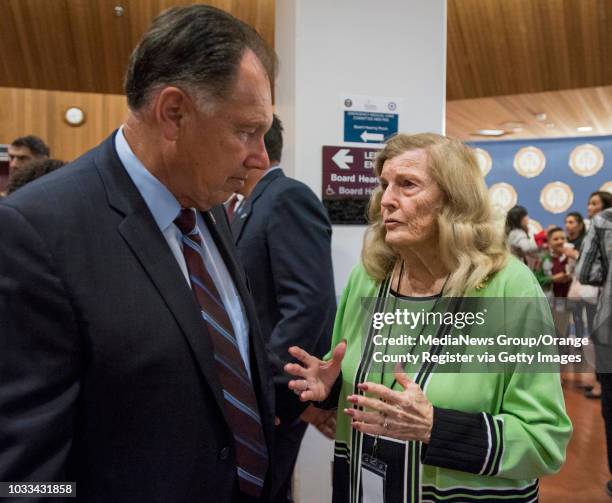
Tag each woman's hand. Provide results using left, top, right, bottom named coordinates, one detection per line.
left=344, top=369, right=434, bottom=443
left=285, top=340, right=347, bottom=402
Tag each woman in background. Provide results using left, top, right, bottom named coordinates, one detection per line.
left=505, top=205, right=540, bottom=264
left=586, top=191, right=612, bottom=229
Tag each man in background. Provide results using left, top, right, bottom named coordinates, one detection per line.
left=8, top=135, right=49, bottom=174
left=0, top=6, right=286, bottom=502
left=6, top=158, right=66, bottom=195
left=231, top=115, right=337, bottom=502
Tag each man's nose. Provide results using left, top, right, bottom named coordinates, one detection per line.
left=247, top=137, right=269, bottom=171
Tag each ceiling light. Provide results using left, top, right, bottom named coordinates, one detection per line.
left=535, top=113, right=547, bottom=121
left=474, top=129, right=506, bottom=137
left=577, top=126, right=593, bottom=133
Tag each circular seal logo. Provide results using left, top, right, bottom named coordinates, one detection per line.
left=489, top=183, right=518, bottom=213
left=569, top=144, right=604, bottom=177
left=387, top=101, right=397, bottom=111
left=344, top=98, right=353, bottom=108
left=600, top=181, right=612, bottom=194
left=528, top=218, right=543, bottom=235
left=540, top=182, right=574, bottom=214
left=514, top=146, right=546, bottom=178
left=473, top=148, right=492, bottom=177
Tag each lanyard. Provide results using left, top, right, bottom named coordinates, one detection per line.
left=369, top=262, right=449, bottom=459
left=377, top=261, right=449, bottom=389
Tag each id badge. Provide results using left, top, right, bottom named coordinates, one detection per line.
left=361, top=453, right=387, bottom=503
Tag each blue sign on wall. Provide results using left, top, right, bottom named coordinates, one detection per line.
left=469, top=135, right=612, bottom=228
left=344, top=111, right=398, bottom=144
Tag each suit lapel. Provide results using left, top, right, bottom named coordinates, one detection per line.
left=95, top=132, right=228, bottom=420
left=230, top=169, right=284, bottom=242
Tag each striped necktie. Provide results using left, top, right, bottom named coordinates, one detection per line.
left=174, top=208, right=268, bottom=497
left=226, top=194, right=241, bottom=222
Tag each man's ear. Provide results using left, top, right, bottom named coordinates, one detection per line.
left=154, top=87, right=191, bottom=141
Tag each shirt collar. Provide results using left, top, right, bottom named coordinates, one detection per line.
left=114, top=126, right=181, bottom=232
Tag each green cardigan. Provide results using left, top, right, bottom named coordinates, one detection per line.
left=326, top=256, right=571, bottom=503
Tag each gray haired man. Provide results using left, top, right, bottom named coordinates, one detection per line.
left=0, top=6, right=291, bottom=502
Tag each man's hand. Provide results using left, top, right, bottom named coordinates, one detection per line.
left=300, top=405, right=336, bottom=439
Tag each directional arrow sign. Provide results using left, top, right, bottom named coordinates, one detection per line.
left=332, top=149, right=353, bottom=170
left=360, top=131, right=384, bottom=143
left=344, top=110, right=398, bottom=143
left=322, top=145, right=382, bottom=224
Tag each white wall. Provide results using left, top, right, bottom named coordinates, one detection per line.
left=275, top=1, right=447, bottom=500
left=276, top=0, right=447, bottom=293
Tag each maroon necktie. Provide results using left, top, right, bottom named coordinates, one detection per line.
left=174, top=208, right=268, bottom=497
left=226, top=194, right=241, bottom=222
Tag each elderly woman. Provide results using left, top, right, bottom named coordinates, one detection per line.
left=286, top=133, right=571, bottom=503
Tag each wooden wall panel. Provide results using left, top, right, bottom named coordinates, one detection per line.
left=0, top=0, right=275, bottom=95
left=0, top=87, right=128, bottom=162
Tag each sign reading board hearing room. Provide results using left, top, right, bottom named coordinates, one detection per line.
left=322, top=145, right=381, bottom=225
left=342, top=95, right=400, bottom=144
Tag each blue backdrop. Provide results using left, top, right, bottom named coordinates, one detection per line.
left=469, top=135, right=612, bottom=228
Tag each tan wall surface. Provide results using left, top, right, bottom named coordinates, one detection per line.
left=0, top=87, right=128, bottom=162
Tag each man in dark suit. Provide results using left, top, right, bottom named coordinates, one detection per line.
left=231, top=115, right=337, bottom=503
left=0, top=6, right=286, bottom=502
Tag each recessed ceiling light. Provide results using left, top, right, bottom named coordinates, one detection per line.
left=535, top=113, right=547, bottom=121
left=545, top=123, right=556, bottom=129
left=577, top=126, right=593, bottom=132
left=474, top=129, right=506, bottom=137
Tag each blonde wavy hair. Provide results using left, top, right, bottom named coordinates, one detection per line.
left=361, top=133, right=508, bottom=296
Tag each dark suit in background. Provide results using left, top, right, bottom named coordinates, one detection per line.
left=231, top=167, right=336, bottom=502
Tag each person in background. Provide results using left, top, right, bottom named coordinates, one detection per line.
left=577, top=207, right=612, bottom=496
left=579, top=192, right=612, bottom=399
left=6, top=158, right=66, bottom=195
left=564, top=210, right=598, bottom=392
left=231, top=114, right=337, bottom=502
left=535, top=227, right=573, bottom=298
left=505, top=205, right=539, bottom=263
left=7, top=135, right=50, bottom=175
left=564, top=211, right=586, bottom=259
left=586, top=191, right=612, bottom=228
left=535, top=227, right=575, bottom=383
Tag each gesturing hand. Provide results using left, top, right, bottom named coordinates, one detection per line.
left=344, top=369, right=434, bottom=443
left=300, top=405, right=337, bottom=439
left=284, top=340, right=347, bottom=403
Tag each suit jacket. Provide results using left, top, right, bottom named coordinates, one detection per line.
left=0, top=132, right=276, bottom=502
left=231, top=169, right=336, bottom=419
